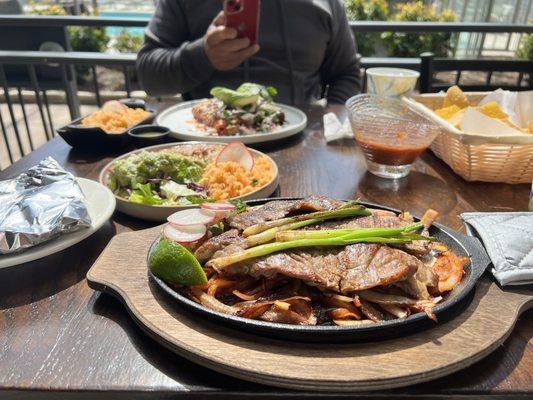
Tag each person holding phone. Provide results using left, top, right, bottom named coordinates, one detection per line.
left=137, top=0, right=361, bottom=105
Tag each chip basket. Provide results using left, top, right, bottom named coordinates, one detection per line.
left=413, top=92, right=533, bottom=184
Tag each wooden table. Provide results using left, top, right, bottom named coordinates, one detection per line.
left=0, top=104, right=531, bottom=399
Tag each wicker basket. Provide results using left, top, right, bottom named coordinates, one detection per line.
left=414, top=93, right=533, bottom=184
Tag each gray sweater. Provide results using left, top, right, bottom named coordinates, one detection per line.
left=137, top=0, right=361, bottom=105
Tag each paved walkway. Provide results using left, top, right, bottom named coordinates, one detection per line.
left=1, top=103, right=98, bottom=171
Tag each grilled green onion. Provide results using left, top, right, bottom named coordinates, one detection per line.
left=207, top=232, right=432, bottom=271
left=275, top=223, right=425, bottom=242
left=242, top=206, right=372, bottom=237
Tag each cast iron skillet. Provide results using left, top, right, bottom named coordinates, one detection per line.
left=148, top=198, right=491, bottom=343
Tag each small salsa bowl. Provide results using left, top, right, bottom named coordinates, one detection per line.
left=128, top=125, right=170, bottom=147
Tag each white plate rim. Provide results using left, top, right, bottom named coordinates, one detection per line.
left=98, top=142, right=279, bottom=219
left=155, top=100, right=307, bottom=144
left=0, top=178, right=116, bottom=269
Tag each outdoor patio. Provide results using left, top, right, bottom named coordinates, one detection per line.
left=0, top=2, right=532, bottom=399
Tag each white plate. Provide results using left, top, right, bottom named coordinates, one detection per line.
left=99, top=142, right=279, bottom=222
left=156, top=100, right=307, bottom=144
left=0, top=178, right=116, bottom=269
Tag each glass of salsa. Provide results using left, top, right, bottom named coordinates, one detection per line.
left=346, top=94, right=442, bottom=179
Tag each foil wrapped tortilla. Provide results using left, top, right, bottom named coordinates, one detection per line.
left=0, top=157, right=92, bottom=255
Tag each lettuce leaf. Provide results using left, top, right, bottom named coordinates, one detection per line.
left=129, top=183, right=162, bottom=205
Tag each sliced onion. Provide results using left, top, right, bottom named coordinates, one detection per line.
left=215, top=142, right=254, bottom=171
left=232, top=290, right=258, bottom=301
left=190, top=288, right=237, bottom=314
left=329, top=307, right=362, bottom=320
left=101, top=100, right=127, bottom=113
left=167, top=208, right=216, bottom=227
left=200, top=202, right=236, bottom=212
left=333, top=319, right=374, bottom=326
left=163, top=223, right=207, bottom=243
left=273, top=300, right=291, bottom=311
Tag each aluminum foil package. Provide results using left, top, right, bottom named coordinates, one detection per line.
left=0, top=157, right=91, bottom=255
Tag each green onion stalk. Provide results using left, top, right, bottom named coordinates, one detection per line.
left=275, top=222, right=425, bottom=242
left=207, top=224, right=433, bottom=270
left=245, top=207, right=374, bottom=247
left=242, top=206, right=372, bottom=237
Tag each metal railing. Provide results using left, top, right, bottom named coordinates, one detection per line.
left=2, top=15, right=533, bottom=32
left=0, top=15, right=532, bottom=169
left=0, top=50, right=137, bottom=165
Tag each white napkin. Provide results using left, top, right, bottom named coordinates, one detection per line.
left=478, top=89, right=533, bottom=130
left=323, top=112, right=353, bottom=143
left=461, top=212, right=533, bottom=286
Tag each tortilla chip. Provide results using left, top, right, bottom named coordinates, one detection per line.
left=443, top=86, right=469, bottom=109
left=501, top=118, right=523, bottom=131
left=435, top=105, right=461, bottom=120
left=447, top=108, right=466, bottom=128
left=477, top=101, right=508, bottom=119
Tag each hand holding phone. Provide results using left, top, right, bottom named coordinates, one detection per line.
left=224, top=0, right=261, bottom=45
left=204, top=11, right=260, bottom=71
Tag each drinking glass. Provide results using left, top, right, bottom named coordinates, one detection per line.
left=346, top=94, right=442, bottom=179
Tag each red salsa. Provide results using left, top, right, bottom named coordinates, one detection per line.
left=355, top=131, right=428, bottom=166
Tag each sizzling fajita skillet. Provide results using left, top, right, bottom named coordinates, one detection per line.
left=147, top=197, right=491, bottom=343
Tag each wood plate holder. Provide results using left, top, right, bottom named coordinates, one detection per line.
left=87, top=226, right=533, bottom=392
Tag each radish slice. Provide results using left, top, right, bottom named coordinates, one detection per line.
left=167, top=209, right=216, bottom=227
left=163, top=223, right=207, bottom=243
left=215, top=142, right=254, bottom=171
left=200, top=202, right=236, bottom=212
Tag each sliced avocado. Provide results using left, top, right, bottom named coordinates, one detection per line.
left=210, top=87, right=259, bottom=108
left=237, top=83, right=277, bottom=102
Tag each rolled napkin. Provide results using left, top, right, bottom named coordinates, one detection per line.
left=461, top=212, right=533, bottom=286
left=0, top=157, right=91, bottom=255
left=323, top=112, right=353, bottom=143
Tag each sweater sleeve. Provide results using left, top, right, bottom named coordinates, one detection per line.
left=320, top=0, right=362, bottom=104
left=136, top=0, right=215, bottom=96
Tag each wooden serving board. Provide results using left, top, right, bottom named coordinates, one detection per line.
left=87, top=227, right=533, bottom=392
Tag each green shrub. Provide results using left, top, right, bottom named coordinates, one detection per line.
left=344, top=0, right=389, bottom=56
left=69, top=25, right=109, bottom=53
left=27, top=1, right=67, bottom=16
left=517, top=32, right=533, bottom=61
left=27, top=4, right=109, bottom=79
left=381, top=1, right=456, bottom=57
left=112, top=29, right=143, bottom=53
left=29, top=3, right=109, bottom=53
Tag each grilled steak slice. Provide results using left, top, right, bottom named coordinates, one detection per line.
left=223, top=244, right=421, bottom=294
left=227, top=195, right=344, bottom=231
left=313, top=209, right=408, bottom=230
left=194, top=229, right=245, bottom=263
left=309, top=209, right=432, bottom=255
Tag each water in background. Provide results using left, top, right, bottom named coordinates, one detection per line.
left=100, top=11, right=152, bottom=37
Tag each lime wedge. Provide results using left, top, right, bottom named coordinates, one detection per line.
left=148, top=239, right=207, bottom=286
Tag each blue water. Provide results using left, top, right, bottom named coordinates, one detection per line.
left=100, top=11, right=152, bottom=37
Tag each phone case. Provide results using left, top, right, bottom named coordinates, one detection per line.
left=224, top=0, right=261, bottom=44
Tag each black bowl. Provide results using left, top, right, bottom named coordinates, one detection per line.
left=56, top=99, right=156, bottom=149
left=128, top=125, right=170, bottom=147
left=148, top=198, right=491, bottom=343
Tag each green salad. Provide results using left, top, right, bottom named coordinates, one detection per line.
left=107, top=151, right=211, bottom=206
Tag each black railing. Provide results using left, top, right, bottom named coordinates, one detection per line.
left=0, top=15, right=532, bottom=170
left=2, top=15, right=533, bottom=33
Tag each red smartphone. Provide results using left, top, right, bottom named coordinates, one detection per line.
left=224, top=0, right=261, bottom=44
